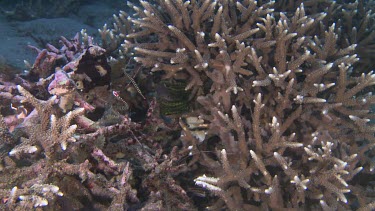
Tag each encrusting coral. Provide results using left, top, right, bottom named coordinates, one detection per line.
left=0, top=0, right=374, bottom=210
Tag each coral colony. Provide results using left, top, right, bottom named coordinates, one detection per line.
left=1, top=0, right=375, bottom=210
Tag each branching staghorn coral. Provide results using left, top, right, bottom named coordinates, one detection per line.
left=9, top=85, right=84, bottom=158
left=0, top=17, right=187, bottom=210
left=335, top=0, right=375, bottom=74
left=0, top=85, right=144, bottom=210
left=124, top=0, right=275, bottom=102
left=275, top=0, right=375, bottom=74
left=0, top=0, right=374, bottom=210
left=124, top=0, right=375, bottom=210
left=0, top=86, right=84, bottom=209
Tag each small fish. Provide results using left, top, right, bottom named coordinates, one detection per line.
left=112, top=90, right=129, bottom=109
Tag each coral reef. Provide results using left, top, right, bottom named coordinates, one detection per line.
left=277, top=0, right=375, bottom=74
left=0, top=0, right=374, bottom=210
left=124, top=0, right=375, bottom=210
